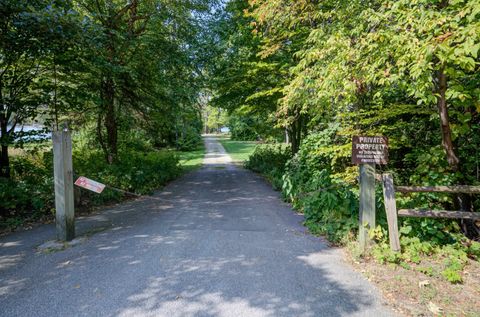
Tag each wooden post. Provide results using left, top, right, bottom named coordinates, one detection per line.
left=359, top=163, right=375, bottom=251
left=382, top=173, right=400, bottom=251
left=74, top=185, right=82, bottom=208
left=53, top=128, right=75, bottom=241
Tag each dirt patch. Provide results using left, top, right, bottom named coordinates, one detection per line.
left=345, top=249, right=480, bottom=316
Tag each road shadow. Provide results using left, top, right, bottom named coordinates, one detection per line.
left=0, top=140, right=394, bottom=317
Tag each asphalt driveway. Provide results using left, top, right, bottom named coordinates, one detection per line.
left=0, top=136, right=396, bottom=317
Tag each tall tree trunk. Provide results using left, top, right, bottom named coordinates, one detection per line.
left=435, top=68, right=478, bottom=238
left=102, top=76, right=117, bottom=164
left=289, top=115, right=302, bottom=154
left=0, top=82, right=10, bottom=178
left=288, top=125, right=297, bottom=154
left=98, top=25, right=119, bottom=165
left=0, top=144, right=9, bottom=178
left=436, top=68, right=459, bottom=171
left=289, top=114, right=307, bottom=154
left=296, top=115, right=302, bottom=149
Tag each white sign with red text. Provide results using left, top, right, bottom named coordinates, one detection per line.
left=74, top=176, right=106, bottom=194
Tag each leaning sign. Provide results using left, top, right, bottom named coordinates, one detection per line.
left=352, top=136, right=388, bottom=165
left=74, top=176, right=106, bottom=194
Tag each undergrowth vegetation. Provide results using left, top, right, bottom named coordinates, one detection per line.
left=0, top=0, right=212, bottom=232
left=246, top=133, right=480, bottom=284
left=213, top=0, right=480, bottom=287
left=0, top=131, right=198, bottom=232
left=244, top=144, right=290, bottom=189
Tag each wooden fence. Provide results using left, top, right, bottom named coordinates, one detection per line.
left=380, top=173, right=480, bottom=251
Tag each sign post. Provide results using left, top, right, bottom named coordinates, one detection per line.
left=53, top=128, right=75, bottom=241
left=358, top=163, right=376, bottom=250
left=352, top=136, right=388, bottom=251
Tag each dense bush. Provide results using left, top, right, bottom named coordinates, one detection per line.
left=0, top=152, right=55, bottom=228
left=0, top=178, right=51, bottom=227
left=73, top=149, right=181, bottom=204
left=0, top=146, right=181, bottom=231
left=246, top=130, right=480, bottom=282
left=281, top=131, right=359, bottom=243
left=244, top=144, right=291, bottom=190
left=228, top=115, right=258, bottom=141
left=175, top=126, right=203, bottom=151
left=245, top=133, right=359, bottom=243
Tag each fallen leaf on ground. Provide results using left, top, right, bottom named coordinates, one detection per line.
left=428, top=302, right=442, bottom=315
left=419, top=280, right=430, bottom=288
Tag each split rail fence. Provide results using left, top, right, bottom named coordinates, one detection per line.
left=380, top=173, right=480, bottom=251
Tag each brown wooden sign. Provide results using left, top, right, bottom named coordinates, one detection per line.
left=352, top=136, right=388, bottom=165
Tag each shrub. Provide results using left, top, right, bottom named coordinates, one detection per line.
left=283, top=164, right=358, bottom=244
left=0, top=146, right=181, bottom=231
left=176, top=127, right=202, bottom=151
left=245, top=132, right=359, bottom=243
left=279, top=131, right=359, bottom=243
left=245, top=129, right=479, bottom=283
left=244, top=144, right=291, bottom=190
left=0, top=152, right=54, bottom=227
left=73, top=149, right=181, bottom=205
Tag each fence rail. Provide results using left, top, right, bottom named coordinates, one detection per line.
left=381, top=173, right=480, bottom=251
left=397, top=209, right=480, bottom=219
left=396, top=185, right=480, bottom=194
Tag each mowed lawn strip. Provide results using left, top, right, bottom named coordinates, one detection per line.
left=219, top=138, right=257, bottom=163
left=177, top=144, right=206, bottom=172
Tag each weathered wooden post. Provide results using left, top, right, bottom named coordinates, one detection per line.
left=382, top=173, right=400, bottom=251
left=53, top=126, right=75, bottom=241
left=352, top=136, right=388, bottom=252
left=358, top=163, right=376, bottom=250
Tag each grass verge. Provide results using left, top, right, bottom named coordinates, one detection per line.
left=219, top=138, right=257, bottom=163
left=177, top=143, right=206, bottom=172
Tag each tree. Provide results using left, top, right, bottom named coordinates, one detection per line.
left=248, top=0, right=326, bottom=152
left=77, top=0, right=215, bottom=162
left=77, top=0, right=153, bottom=163
left=206, top=0, right=284, bottom=142
left=204, top=105, right=228, bottom=133
left=0, top=0, right=80, bottom=178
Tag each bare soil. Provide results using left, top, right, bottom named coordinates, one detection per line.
left=345, top=250, right=480, bottom=316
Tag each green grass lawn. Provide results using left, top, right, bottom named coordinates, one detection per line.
left=219, top=138, right=257, bottom=163
left=177, top=144, right=206, bottom=172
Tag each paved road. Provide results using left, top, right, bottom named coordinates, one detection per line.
left=0, top=136, right=396, bottom=317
